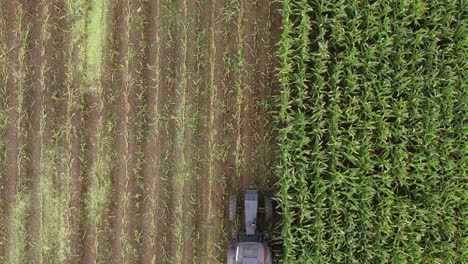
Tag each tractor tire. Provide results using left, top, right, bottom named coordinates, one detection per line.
left=229, top=194, right=237, bottom=222
left=264, top=196, right=272, bottom=222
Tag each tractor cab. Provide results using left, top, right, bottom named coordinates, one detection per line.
left=226, top=188, right=274, bottom=264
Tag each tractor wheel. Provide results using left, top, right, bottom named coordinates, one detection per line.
left=264, top=196, right=272, bottom=222
left=229, top=194, right=237, bottom=222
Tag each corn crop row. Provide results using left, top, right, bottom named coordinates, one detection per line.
left=0, top=6, right=7, bottom=259
left=275, top=0, right=467, bottom=262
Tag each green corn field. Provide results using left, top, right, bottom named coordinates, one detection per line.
left=275, top=0, right=467, bottom=263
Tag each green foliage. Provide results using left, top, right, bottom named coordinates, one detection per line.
left=275, top=0, right=467, bottom=262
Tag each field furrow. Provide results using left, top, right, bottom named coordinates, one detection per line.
left=139, top=0, right=166, bottom=262
left=109, top=0, right=139, bottom=263
left=58, top=1, right=86, bottom=261
left=200, top=0, right=226, bottom=261
left=0, top=7, right=6, bottom=259
left=80, top=0, right=113, bottom=262
left=168, top=0, right=195, bottom=261
left=1, top=2, right=29, bottom=263
left=19, top=2, right=70, bottom=262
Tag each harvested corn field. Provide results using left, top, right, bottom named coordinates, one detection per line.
left=0, top=0, right=279, bottom=263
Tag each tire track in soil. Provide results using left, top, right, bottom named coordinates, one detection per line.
left=81, top=77, right=114, bottom=262
left=131, top=2, right=148, bottom=262
left=165, top=1, right=180, bottom=259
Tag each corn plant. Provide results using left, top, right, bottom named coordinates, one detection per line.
left=275, top=0, right=467, bottom=262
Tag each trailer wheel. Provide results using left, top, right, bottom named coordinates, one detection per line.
left=229, top=194, right=237, bottom=222
left=265, top=196, right=272, bottom=222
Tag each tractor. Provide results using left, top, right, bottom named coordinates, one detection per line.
left=226, top=188, right=274, bottom=264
